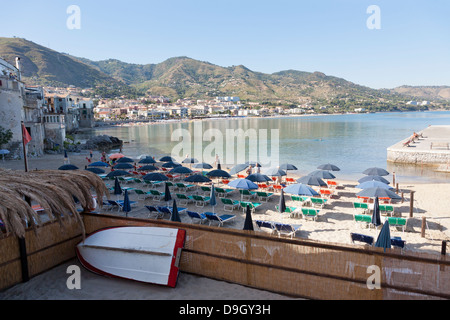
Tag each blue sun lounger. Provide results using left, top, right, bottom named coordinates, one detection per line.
left=274, top=223, right=301, bottom=238
left=350, top=233, right=374, bottom=246
left=204, top=212, right=236, bottom=227
left=186, top=210, right=207, bottom=224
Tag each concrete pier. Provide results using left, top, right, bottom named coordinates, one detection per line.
left=387, top=125, right=450, bottom=168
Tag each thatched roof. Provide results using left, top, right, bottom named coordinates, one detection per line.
left=0, top=169, right=109, bottom=238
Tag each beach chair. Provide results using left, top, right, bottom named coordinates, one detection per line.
left=134, top=189, right=152, bottom=200
left=285, top=177, right=296, bottom=184
left=311, top=197, right=327, bottom=209
left=215, top=187, right=233, bottom=197
left=256, top=191, right=274, bottom=202
left=145, top=205, right=162, bottom=219
left=186, top=210, right=207, bottom=224
left=156, top=206, right=172, bottom=218
left=327, top=180, right=338, bottom=188
left=239, top=201, right=262, bottom=213
left=387, top=217, right=407, bottom=233
left=255, top=220, right=276, bottom=235
left=133, top=178, right=143, bottom=184
left=258, top=183, right=273, bottom=191
left=319, top=189, right=333, bottom=198
left=239, top=189, right=257, bottom=200
left=353, top=202, right=369, bottom=214
left=192, top=195, right=211, bottom=207
left=391, top=237, right=406, bottom=249
left=221, top=179, right=230, bottom=185
left=148, top=189, right=166, bottom=201
left=200, top=186, right=212, bottom=195
left=107, top=200, right=123, bottom=212
left=220, top=198, right=239, bottom=212
left=380, top=205, right=394, bottom=216
left=166, top=174, right=181, bottom=181
left=176, top=183, right=196, bottom=192
left=176, top=193, right=194, bottom=205
left=272, top=185, right=283, bottom=193
left=204, top=212, right=236, bottom=227
left=301, top=208, right=319, bottom=221
left=350, top=233, right=374, bottom=246
left=354, top=214, right=373, bottom=228
left=274, top=223, right=301, bottom=238
left=275, top=205, right=299, bottom=218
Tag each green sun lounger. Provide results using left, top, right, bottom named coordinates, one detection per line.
left=215, top=187, right=234, bottom=197
left=239, top=201, right=262, bottom=213
left=301, top=208, right=320, bottom=221
left=134, top=189, right=152, bottom=200
left=387, top=217, right=407, bottom=232
left=192, top=194, right=211, bottom=207
left=256, top=191, right=274, bottom=202
left=239, top=189, right=257, bottom=200
left=176, top=193, right=194, bottom=205
left=220, top=198, right=239, bottom=212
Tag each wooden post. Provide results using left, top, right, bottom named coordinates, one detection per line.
left=392, top=172, right=396, bottom=186
left=442, top=241, right=448, bottom=256
left=409, top=191, right=415, bottom=218
left=421, top=217, right=426, bottom=238
left=401, top=192, right=404, bottom=203
left=396, top=183, right=399, bottom=194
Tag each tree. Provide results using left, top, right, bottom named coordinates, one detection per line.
left=0, top=126, right=13, bottom=148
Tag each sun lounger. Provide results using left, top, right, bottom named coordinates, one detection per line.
left=275, top=205, right=300, bottom=218
left=350, top=233, right=374, bottom=246
left=353, top=202, right=369, bottom=214
left=239, top=201, right=262, bottom=213
left=175, top=193, right=194, bottom=205
left=319, top=189, right=333, bottom=198
left=379, top=205, right=394, bottom=216
left=239, top=189, right=257, bottom=200
left=391, top=237, right=406, bottom=249
left=301, top=208, right=319, bottom=221
left=200, top=186, right=212, bottom=194
left=133, top=178, right=143, bottom=184
left=192, top=195, right=211, bottom=207
left=255, top=220, right=276, bottom=233
left=354, top=214, right=373, bottom=228
left=274, top=223, right=301, bottom=238
left=176, top=183, right=196, bottom=192
left=148, top=189, right=166, bottom=201
left=256, top=191, right=274, bottom=202
left=145, top=205, right=162, bottom=218
left=290, top=195, right=311, bottom=206
left=387, top=217, right=407, bottom=232
left=166, top=174, right=181, bottom=181
left=186, top=210, right=207, bottom=224
left=215, top=187, right=233, bottom=197
left=327, top=180, right=338, bottom=188
left=285, top=177, right=296, bottom=184
left=204, top=212, right=236, bottom=227
left=310, top=197, right=327, bottom=208
left=258, top=183, right=272, bottom=191
left=134, top=189, right=152, bottom=200
left=220, top=198, right=239, bottom=212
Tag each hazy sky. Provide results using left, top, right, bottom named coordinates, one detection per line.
left=1, top=0, right=449, bottom=89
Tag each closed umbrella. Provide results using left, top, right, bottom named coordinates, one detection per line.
left=123, top=189, right=131, bottom=217
left=363, top=167, right=390, bottom=176
left=106, top=170, right=130, bottom=178
left=58, top=164, right=79, bottom=170
left=296, top=175, right=327, bottom=187
left=114, top=163, right=134, bottom=170
left=170, top=199, right=181, bottom=222
left=356, top=187, right=401, bottom=200
left=164, top=182, right=172, bottom=203
left=358, top=175, right=390, bottom=185
left=375, top=220, right=392, bottom=252
left=317, top=163, right=340, bottom=171
left=371, top=197, right=382, bottom=227
left=210, top=184, right=217, bottom=213
left=308, top=170, right=336, bottom=180
left=356, top=181, right=394, bottom=190
left=283, top=183, right=320, bottom=197
left=246, top=173, right=271, bottom=183
left=229, top=164, right=249, bottom=175
left=142, top=172, right=168, bottom=181
left=114, top=177, right=122, bottom=197
left=243, top=205, right=254, bottom=231
left=278, top=189, right=287, bottom=214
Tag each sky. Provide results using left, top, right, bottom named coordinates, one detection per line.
left=1, top=0, right=449, bottom=89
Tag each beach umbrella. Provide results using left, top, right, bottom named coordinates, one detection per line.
left=227, top=178, right=259, bottom=190
left=164, top=182, right=172, bottom=202
left=184, top=174, right=211, bottom=183
left=317, top=163, right=340, bottom=171
left=106, top=170, right=130, bottom=178
left=358, top=175, right=390, bottom=185
left=363, top=167, right=390, bottom=176
left=356, top=187, right=401, bottom=200
left=182, top=157, right=198, bottom=164
left=161, top=161, right=181, bottom=168
left=114, top=177, right=122, bottom=196
left=229, top=164, right=249, bottom=175
left=117, top=157, right=134, bottom=163
left=246, top=173, right=271, bottom=183
left=139, top=157, right=156, bottom=164
left=85, top=167, right=105, bottom=174
left=356, top=181, right=394, bottom=190
left=159, top=156, right=175, bottom=162
left=308, top=170, right=336, bottom=180
left=114, top=163, right=134, bottom=170
left=243, top=205, right=254, bottom=231
left=283, top=183, right=320, bottom=197
left=193, top=162, right=213, bottom=169
left=279, top=163, right=298, bottom=171
left=169, top=166, right=193, bottom=175
left=375, top=220, right=392, bottom=252
left=0, top=149, right=10, bottom=161
left=263, top=167, right=286, bottom=177
left=109, top=153, right=124, bottom=160
left=278, top=189, right=287, bottom=214
left=143, top=172, right=168, bottom=181
left=206, top=169, right=231, bottom=179
left=89, top=161, right=109, bottom=167
left=138, top=165, right=158, bottom=171
left=210, top=184, right=217, bottom=213
left=245, top=161, right=261, bottom=168
left=296, top=175, right=327, bottom=187
left=371, top=197, right=382, bottom=227
left=170, top=199, right=181, bottom=222
left=122, top=189, right=131, bottom=217
left=58, top=164, right=79, bottom=171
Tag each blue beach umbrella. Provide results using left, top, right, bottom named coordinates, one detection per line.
left=246, top=173, right=271, bottom=183
left=106, top=170, right=130, bottom=178
left=170, top=199, right=181, bottom=222
left=89, top=161, right=110, bottom=167
left=161, top=161, right=181, bottom=168
left=263, top=167, right=286, bottom=177
left=193, top=162, right=213, bottom=169
left=143, top=172, right=168, bottom=181
left=317, top=163, right=340, bottom=171
left=58, top=164, right=79, bottom=171
left=123, top=189, right=131, bottom=217
left=117, top=157, right=134, bottom=163
left=206, top=169, right=231, bottom=179
left=139, top=157, right=157, bottom=164
left=184, top=174, right=211, bottom=183
left=164, top=182, right=172, bottom=203
left=85, top=167, right=105, bottom=174
left=114, top=163, right=134, bottom=170
left=356, top=187, right=401, bottom=200
left=283, top=183, right=320, bottom=197
left=169, top=166, right=193, bottom=175
left=138, top=165, right=159, bottom=171
left=245, top=161, right=261, bottom=168
left=308, top=170, right=336, bottom=180
left=375, top=220, right=392, bottom=252
left=356, top=181, right=394, bottom=190
left=229, top=164, right=249, bottom=175
left=358, top=175, right=390, bottom=185
left=363, top=167, right=390, bottom=176
left=160, top=156, right=175, bottom=162
left=227, top=178, right=258, bottom=190
left=279, top=163, right=298, bottom=171
left=182, top=157, right=198, bottom=164
left=296, top=175, right=327, bottom=187
left=210, top=184, right=217, bottom=213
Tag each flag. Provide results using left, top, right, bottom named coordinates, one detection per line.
left=22, top=124, right=32, bottom=145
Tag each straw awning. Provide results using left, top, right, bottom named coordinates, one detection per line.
left=0, top=169, right=109, bottom=239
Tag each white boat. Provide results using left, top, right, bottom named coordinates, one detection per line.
left=76, top=226, right=186, bottom=287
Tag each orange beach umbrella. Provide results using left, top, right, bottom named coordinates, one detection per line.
left=109, top=153, right=125, bottom=160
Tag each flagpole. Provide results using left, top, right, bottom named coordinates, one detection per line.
left=21, top=121, right=29, bottom=173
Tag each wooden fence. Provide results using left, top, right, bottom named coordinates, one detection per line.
left=1, top=213, right=449, bottom=299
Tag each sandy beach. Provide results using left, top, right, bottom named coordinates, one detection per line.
left=1, top=151, right=449, bottom=300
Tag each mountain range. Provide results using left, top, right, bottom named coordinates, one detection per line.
left=1, top=37, right=448, bottom=104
